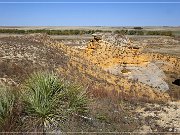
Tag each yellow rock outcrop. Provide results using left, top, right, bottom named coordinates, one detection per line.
left=39, top=33, right=180, bottom=102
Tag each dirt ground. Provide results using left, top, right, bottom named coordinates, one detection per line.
left=0, top=33, right=179, bottom=133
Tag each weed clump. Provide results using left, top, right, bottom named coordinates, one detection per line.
left=0, top=85, right=15, bottom=131
left=21, top=72, right=89, bottom=132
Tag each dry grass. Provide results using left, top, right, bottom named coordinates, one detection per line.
left=1, top=34, right=179, bottom=133
left=0, top=84, right=22, bottom=132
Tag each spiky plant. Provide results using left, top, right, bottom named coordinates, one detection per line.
left=0, top=85, right=15, bottom=131
left=22, top=72, right=89, bottom=132
left=22, top=72, right=64, bottom=131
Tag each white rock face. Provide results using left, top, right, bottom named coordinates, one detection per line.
left=105, top=62, right=169, bottom=91
left=128, top=63, right=169, bottom=91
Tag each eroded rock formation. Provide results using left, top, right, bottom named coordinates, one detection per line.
left=53, top=33, right=178, bottom=101
left=1, top=33, right=179, bottom=102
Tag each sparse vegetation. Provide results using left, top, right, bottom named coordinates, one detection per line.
left=21, top=72, right=89, bottom=132
left=0, top=71, right=90, bottom=132
left=0, top=28, right=174, bottom=36
left=0, top=85, right=15, bottom=131
left=0, top=32, right=179, bottom=133
left=146, top=30, right=173, bottom=36
left=0, top=71, right=140, bottom=133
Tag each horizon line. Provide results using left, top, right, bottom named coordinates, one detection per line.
left=0, top=1, right=180, bottom=4
left=0, top=25, right=180, bottom=27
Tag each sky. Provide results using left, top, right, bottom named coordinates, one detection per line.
left=0, top=0, right=180, bottom=26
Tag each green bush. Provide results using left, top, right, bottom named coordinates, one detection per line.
left=128, top=30, right=137, bottom=35
left=22, top=72, right=89, bottom=132
left=133, top=27, right=143, bottom=30
left=0, top=85, right=15, bottom=131
left=136, top=30, right=144, bottom=35
left=114, top=30, right=128, bottom=35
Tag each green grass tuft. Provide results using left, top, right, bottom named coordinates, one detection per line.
left=22, top=71, right=89, bottom=132
left=0, top=85, right=15, bottom=131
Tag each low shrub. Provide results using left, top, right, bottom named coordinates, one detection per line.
left=0, top=85, right=15, bottom=131
left=22, top=72, right=89, bottom=132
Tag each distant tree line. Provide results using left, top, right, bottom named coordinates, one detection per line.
left=0, top=29, right=173, bottom=36
left=114, top=30, right=173, bottom=36
left=133, top=27, right=143, bottom=30
left=146, top=31, right=173, bottom=36
left=0, top=29, right=111, bottom=35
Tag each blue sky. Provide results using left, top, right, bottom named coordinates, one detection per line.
left=0, top=0, right=180, bottom=26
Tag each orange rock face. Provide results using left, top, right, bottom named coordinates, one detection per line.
left=41, top=33, right=179, bottom=102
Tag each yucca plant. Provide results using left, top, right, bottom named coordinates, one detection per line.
left=22, top=72, right=64, bottom=132
left=22, top=72, right=89, bottom=132
left=0, top=84, right=15, bottom=131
